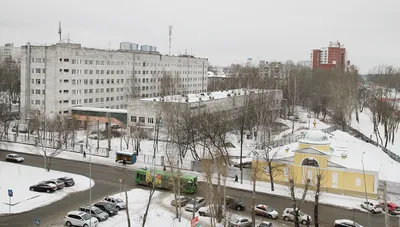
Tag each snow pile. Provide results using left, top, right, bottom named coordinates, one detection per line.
left=0, top=161, right=93, bottom=215
left=98, top=189, right=193, bottom=227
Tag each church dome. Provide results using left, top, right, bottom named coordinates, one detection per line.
left=301, top=129, right=329, bottom=144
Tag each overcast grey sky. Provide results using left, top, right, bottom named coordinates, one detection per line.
left=0, top=0, right=398, bottom=73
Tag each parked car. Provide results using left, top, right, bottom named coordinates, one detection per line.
left=57, top=177, right=75, bottom=187
left=29, top=183, right=57, bottom=193
left=254, top=204, right=279, bottom=219
left=334, top=219, right=363, bottom=227
left=360, top=201, right=382, bottom=213
left=79, top=205, right=109, bottom=222
left=257, top=221, right=273, bottom=227
left=171, top=196, right=190, bottom=207
left=64, top=211, right=98, bottom=227
left=229, top=217, right=252, bottom=227
left=5, top=153, right=24, bottom=163
left=198, top=204, right=226, bottom=217
left=94, top=201, right=119, bottom=216
left=226, top=196, right=246, bottom=211
left=185, top=197, right=206, bottom=212
left=110, top=123, right=121, bottom=129
left=12, top=124, right=28, bottom=133
left=40, top=179, right=65, bottom=190
left=282, top=208, right=312, bottom=225
left=104, top=196, right=126, bottom=210
left=379, top=202, right=400, bottom=215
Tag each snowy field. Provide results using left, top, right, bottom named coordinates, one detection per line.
left=0, top=161, right=93, bottom=215
left=351, top=108, right=400, bottom=156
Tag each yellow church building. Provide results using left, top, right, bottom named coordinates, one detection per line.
left=253, top=121, right=379, bottom=197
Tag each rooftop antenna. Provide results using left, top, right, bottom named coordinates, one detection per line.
left=58, top=22, right=62, bottom=43
left=108, top=41, right=111, bottom=50
left=169, top=25, right=172, bottom=55
left=67, top=33, right=70, bottom=43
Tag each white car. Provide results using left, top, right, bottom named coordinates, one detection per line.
left=229, top=216, right=252, bottom=227
left=254, top=204, right=279, bottom=219
left=282, top=208, right=312, bottom=225
left=104, top=196, right=126, bottom=210
left=5, top=153, right=24, bottom=162
left=64, top=211, right=98, bottom=227
left=198, top=204, right=226, bottom=217
left=185, top=197, right=206, bottom=212
left=360, top=201, right=382, bottom=213
left=334, top=219, right=363, bottom=227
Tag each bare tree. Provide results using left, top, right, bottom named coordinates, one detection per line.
left=289, top=177, right=311, bottom=227
left=0, top=57, right=20, bottom=111
left=313, top=169, right=327, bottom=227
left=120, top=167, right=131, bottom=227
left=32, top=114, right=72, bottom=171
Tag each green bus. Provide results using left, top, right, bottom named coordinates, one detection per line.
left=135, top=168, right=198, bottom=194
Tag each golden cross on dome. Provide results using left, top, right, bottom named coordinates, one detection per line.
left=313, top=119, right=317, bottom=128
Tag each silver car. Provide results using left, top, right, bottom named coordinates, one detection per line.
left=185, top=197, right=206, bottom=212
left=79, top=206, right=109, bottom=222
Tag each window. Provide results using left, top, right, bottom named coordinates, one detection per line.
left=106, top=97, right=109, bottom=101
left=131, top=116, right=137, bottom=122
left=36, top=68, right=41, bottom=73
left=64, top=58, right=69, bottom=62
left=111, top=70, right=114, bottom=74
left=96, top=60, right=100, bottom=65
left=63, top=90, right=69, bottom=93
left=89, top=89, right=93, bottom=93
left=72, top=59, right=77, bottom=64
left=72, top=69, right=76, bottom=74
left=63, top=79, right=69, bottom=83
left=100, top=98, right=104, bottom=102
left=42, top=79, right=45, bottom=84
left=36, top=79, right=41, bottom=84
left=148, top=118, right=154, bottom=124
left=301, top=158, right=319, bottom=167
left=110, top=97, right=114, bottom=101
left=64, top=69, right=69, bottom=73
left=84, top=89, right=88, bottom=94
left=84, top=99, right=88, bottom=103
left=139, top=117, right=145, bottom=123
left=356, top=178, right=361, bottom=187
left=71, top=100, right=76, bottom=105
left=72, top=79, right=76, bottom=84
left=35, top=100, right=40, bottom=105
left=96, top=79, right=99, bottom=84
left=84, top=79, right=88, bottom=85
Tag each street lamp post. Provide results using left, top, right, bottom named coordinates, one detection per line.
left=361, top=151, right=371, bottom=227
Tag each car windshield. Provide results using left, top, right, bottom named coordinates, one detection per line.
left=105, top=204, right=114, bottom=209
left=265, top=207, right=273, bottom=212
left=395, top=207, right=400, bottom=211
left=298, top=211, right=305, bottom=216
left=82, top=213, right=91, bottom=220
left=93, top=208, right=103, bottom=214
left=115, top=198, right=123, bottom=203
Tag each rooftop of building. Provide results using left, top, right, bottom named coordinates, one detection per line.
left=140, top=88, right=277, bottom=103
left=24, top=42, right=208, bottom=60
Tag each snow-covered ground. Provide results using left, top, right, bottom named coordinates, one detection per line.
left=351, top=108, right=400, bottom=156
left=0, top=161, right=93, bottom=215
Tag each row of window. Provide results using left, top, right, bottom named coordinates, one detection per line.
left=31, top=89, right=45, bottom=95
left=71, top=78, right=125, bottom=85
left=66, top=58, right=205, bottom=68
left=31, top=79, right=45, bottom=85
left=31, top=68, right=46, bottom=74
left=130, top=116, right=153, bottom=124
left=61, top=96, right=125, bottom=105
left=65, top=69, right=203, bottom=75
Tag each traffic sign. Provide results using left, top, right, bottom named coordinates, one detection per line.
left=8, top=189, right=13, bottom=197
left=34, top=218, right=40, bottom=226
left=191, top=216, right=199, bottom=227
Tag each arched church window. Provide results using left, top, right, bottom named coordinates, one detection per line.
left=301, top=158, right=319, bottom=167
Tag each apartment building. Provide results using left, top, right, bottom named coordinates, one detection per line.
left=259, top=60, right=283, bottom=78
left=311, top=41, right=348, bottom=70
left=0, top=43, right=21, bottom=63
left=20, top=42, right=208, bottom=117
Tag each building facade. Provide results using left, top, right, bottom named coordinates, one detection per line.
left=0, top=43, right=21, bottom=63
left=310, top=41, right=348, bottom=71
left=259, top=61, right=283, bottom=78
left=20, top=42, right=208, bottom=118
left=253, top=123, right=379, bottom=197
left=127, top=89, right=283, bottom=130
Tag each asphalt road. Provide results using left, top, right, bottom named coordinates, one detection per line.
left=197, top=182, right=400, bottom=227
left=0, top=150, right=136, bottom=227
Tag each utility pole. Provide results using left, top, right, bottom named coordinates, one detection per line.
left=361, top=152, right=371, bottom=227
left=169, top=26, right=172, bottom=56
left=97, top=120, right=100, bottom=151
left=383, top=181, right=389, bottom=227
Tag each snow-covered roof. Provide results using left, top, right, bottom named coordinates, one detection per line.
left=271, top=130, right=400, bottom=183
left=116, top=151, right=136, bottom=156
left=299, top=129, right=330, bottom=145
left=141, top=89, right=268, bottom=103
left=71, top=106, right=127, bottom=114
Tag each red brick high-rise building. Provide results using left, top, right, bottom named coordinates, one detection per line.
left=311, top=41, right=348, bottom=71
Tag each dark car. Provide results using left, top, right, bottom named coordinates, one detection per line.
left=94, top=201, right=119, bottom=216
left=57, top=177, right=75, bottom=187
left=29, top=183, right=57, bottom=193
left=40, top=179, right=65, bottom=190
left=226, top=196, right=246, bottom=211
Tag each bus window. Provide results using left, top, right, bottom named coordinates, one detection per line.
left=136, top=173, right=140, bottom=179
